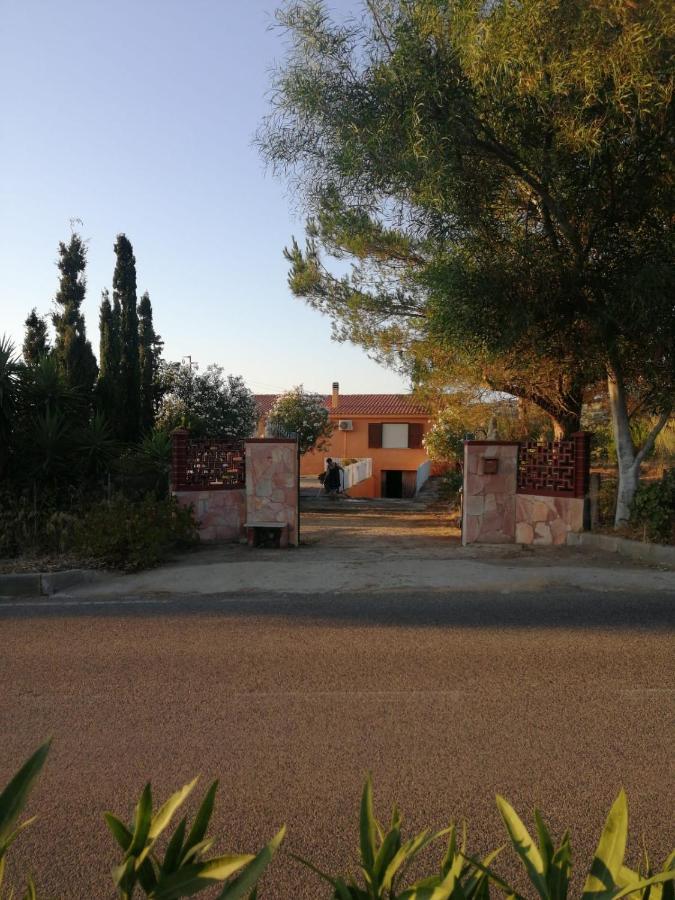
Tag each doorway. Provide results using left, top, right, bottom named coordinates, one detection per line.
left=382, top=469, right=403, bottom=498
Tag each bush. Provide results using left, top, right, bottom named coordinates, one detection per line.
left=597, top=476, right=618, bottom=526
left=630, top=469, right=675, bottom=544
left=72, top=495, right=198, bottom=570
left=438, top=469, right=463, bottom=504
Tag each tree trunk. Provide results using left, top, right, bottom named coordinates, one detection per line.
left=607, top=365, right=671, bottom=527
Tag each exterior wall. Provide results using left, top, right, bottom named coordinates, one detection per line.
left=174, top=489, right=245, bottom=542
left=245, top=439, right=299, bottom=547
left=300, top=415, right=430, bottom=497
left=515, top=495, right=584, bottom=545
left=462, top=443, right=519, bottom=545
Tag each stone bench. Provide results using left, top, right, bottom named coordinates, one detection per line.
left=244, top=522, right=288, bottom=548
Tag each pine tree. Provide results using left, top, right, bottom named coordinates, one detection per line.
left=51, top=233, right=98, bottom=403
left=23, top=308, right=50, bottom=365
left=113, top=233, right=141, bottom=442
left=137, top=291, right=162, bottom=434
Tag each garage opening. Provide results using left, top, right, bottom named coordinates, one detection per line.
left=381, top=470, right=417, bottom=498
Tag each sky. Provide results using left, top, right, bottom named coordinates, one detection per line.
left=0, top=0, right=409, bottom=395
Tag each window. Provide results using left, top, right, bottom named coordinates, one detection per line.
left=382, top=423, right=409, bottom=448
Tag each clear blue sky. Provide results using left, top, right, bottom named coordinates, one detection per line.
left=0, top=0, right=409, bottom=395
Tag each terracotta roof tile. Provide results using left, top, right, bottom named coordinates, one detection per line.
left=255, top=394, right=429, bottom=418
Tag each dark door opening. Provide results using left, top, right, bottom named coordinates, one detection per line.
left=382, top=469, right=403, bottom=498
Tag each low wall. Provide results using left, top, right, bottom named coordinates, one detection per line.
left=416, top=460, right=431, bottom=494
left=246, top=439, right=298, bottom=547
left=516, top=495, right=584, bottom=545
left=175, top=489, right=245, bottom=542
left=463, top=440, right=588, bottom=546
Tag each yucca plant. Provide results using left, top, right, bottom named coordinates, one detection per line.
left=105, top=778, right=285, bottom=899
left=464, top=791, right=675, bottom=900
left=0, top=740, right=50, bottom=900
left=296, top=775, right=496, bottom=899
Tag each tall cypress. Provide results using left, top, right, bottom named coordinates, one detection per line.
left=112, top=234, right=140, bottom=442
left=52, top=233, right=98, bottom=403
left=23, top=308, right=50, bottom=365
left=96, top=289, right=120, bottom=427
left=137, top=291, right=162, bottom=434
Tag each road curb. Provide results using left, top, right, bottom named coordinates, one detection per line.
left=567, top=532, right=675, bottom=568
left=0, top=569, right=105, bottom=599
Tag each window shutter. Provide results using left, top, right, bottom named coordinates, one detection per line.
left=408, top=423, right=423, bottom=449
left=368, top=423, right=383, bottom=448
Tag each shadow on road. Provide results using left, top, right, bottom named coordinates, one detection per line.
left=4, top=590, right=673, bottom=631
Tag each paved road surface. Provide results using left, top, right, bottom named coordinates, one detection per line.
left=1, top=590, right=673, bottom=898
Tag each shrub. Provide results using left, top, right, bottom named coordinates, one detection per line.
left=438, top=469, right=463, bottom=504
left=1, top=742, right=284, bottom=899
left=630, top=469, right=675, bottom=544
left=597, top=476, right=618, bottom=526
left=295, top=775, right=494, bottom=899
left=72, top=495, right=198, bottom=570
left=2, top=746, right=674, bottom=900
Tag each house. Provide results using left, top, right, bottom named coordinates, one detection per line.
left=255, top=382, right=432, bottom=498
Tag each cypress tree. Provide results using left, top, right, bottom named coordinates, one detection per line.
left=23, top=308, right=50, bottom=365
left=113, top=233, right=140, bottom=442
left=137, top=291, right=162, bottom=435
left=96, top=289, right=120, bottom=426
left=51, top=233, right=98, bottom=403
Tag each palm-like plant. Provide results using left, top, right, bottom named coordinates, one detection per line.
left=105, top=779, right=285, bottom=899
left=297, top=776, right=495, bottom=899
left=77, top=411, right=119, bottom=480
left=465, top=792, right=675, bottom=900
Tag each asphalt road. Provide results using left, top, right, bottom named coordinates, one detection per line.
left=1, top=590, right=673, bottom=899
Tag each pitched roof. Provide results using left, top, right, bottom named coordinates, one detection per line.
left=255, top=394, right=429, bottom=418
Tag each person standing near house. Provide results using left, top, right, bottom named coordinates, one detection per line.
left=324, top=458, right=343, bottom=496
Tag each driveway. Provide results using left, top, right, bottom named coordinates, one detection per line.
left=0, top=589, right=673, bottom=899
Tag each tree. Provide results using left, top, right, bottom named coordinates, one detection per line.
left=156, top=363, right=257, bottom=439
left=0, top=336, right=22, bottom=476
left=96, top=289, right=121, bottom=430
left=267, top=386, right=332, bottom=454
left=113, top=234, right=141, bottom=442
left=137, top=291, right=163, bottom=435
left=51, top=232, right=98, bottom=402
left=260, top=0, right=673, bottom=524
left=22, top=309, right=50, bottom=365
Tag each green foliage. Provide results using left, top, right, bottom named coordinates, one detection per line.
left=106, top=779, right=285, bottom=900
left=267, top=385, right=332, bottom=454
left=156, top=364, right=257, bottom=440
left=97, top=288, right=122, bottom=433
left=51, top=233, right=98, bottom=403
left=116, top=429, right=172, bottom=499
left=138, top=292, right=163, bottom=436
left=438, top=469, right=463, bottom=505
left=22, top=309, right=50, bottom=366
left=630, top=469, right=675, bottom=544
left=1, top=754, right=674, bottom=900
left=261, top=0, right=673, bottom=470
left=474, top=790, right=675, bottom=900
left=0, top=336, right=22, bottom=476
left=0, top=740, right=49, bottom=898
left=72, top=495, right=198, bottom=570
left=114, top=233, right=141, bottom=443
left=295, top=775, right=493, bottom=900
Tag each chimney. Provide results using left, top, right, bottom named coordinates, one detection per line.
left=332, top=381, right=339, bottom=410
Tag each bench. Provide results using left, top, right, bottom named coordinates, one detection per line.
left=244, top=522, right=287, bottom=548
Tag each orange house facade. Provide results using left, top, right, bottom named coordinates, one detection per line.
left=255, top=383, right=432, bottom=499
